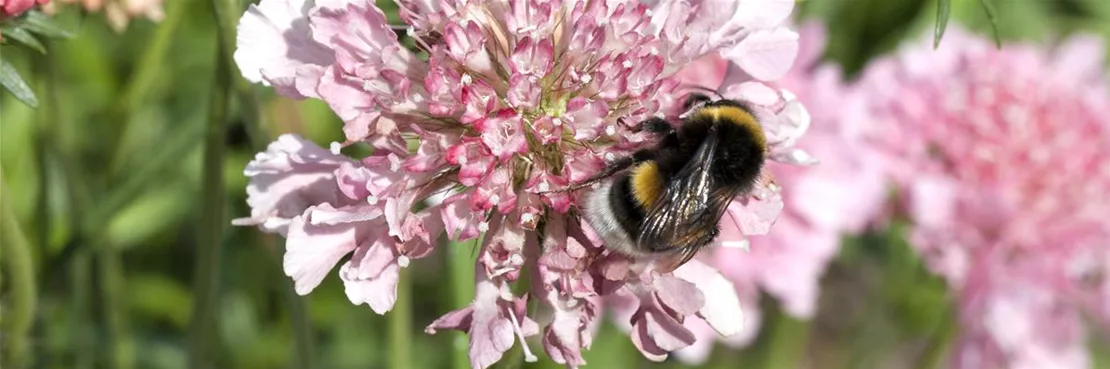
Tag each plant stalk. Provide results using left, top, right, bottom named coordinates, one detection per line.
left=0, top=172, right=38, bottom=369
left=390, top=267, right=415, bottom=369
left=187, top=5, right=232, bottom=365
left=449, top=241, right=477, bottom=369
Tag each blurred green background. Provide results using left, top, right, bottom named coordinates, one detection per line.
left=2, top=0, right=1109, bottom=368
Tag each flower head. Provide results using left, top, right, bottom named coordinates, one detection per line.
left=1, top=0, right=48, bottom=18
left=234, top=0, right=810, bottom=366
left=46, top=0, right=163, bottom=31
left=862, top=26, right=1110, bottom=369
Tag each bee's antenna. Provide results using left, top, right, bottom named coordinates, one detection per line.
left=679, top=84, right=725, bottom=100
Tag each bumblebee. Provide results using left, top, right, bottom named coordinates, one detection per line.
left=559, top=93, right=768, bottom=272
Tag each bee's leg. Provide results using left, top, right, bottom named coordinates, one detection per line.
left=542, top=156, right=638, bottom=194
left=620, top=116, right=675, bottom=136
left=683, top=93, right=712, bottom=112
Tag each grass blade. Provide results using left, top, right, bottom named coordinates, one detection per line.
left=187, top=9, right=232, bottom=367
left=933, top=0, right=951, bottom=49
left=0, top=171, right=38, bottom=368
left=1, top=58, right=38, bottom=107
left=979, top=0, right=1002, bottom=48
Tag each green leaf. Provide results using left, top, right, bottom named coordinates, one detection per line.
left=934, top=0, right=951, bottom=48
left=979, top=0, right=1002, bottom=48
left=21, top=11, right=73, bottom=39
left=1, top=27, right=46, bottom=53
left=0, top=59, right=38, bottom=108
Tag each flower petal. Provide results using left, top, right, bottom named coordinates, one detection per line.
left=673, top=260, right=746, bottom=337
left=724, top=27, right=799, bottom=81
left=234, top=0, right=333, bottom=97
left=283, top=205, right=361, bottom=295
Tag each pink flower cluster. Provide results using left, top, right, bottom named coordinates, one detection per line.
left=862, top=27, right=1110, bottom=369
left=233, top=0, right=813, bottom=367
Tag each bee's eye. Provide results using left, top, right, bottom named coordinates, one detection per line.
left=683, top=93, right=712, bottom=112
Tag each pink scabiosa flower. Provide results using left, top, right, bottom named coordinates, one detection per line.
left=1, top=0, right=47, bottom=18
left=861, top=26, right=1110, bottom=369
left=611, top=22, right=888, bottom=365
left=233, top=0, right=810, bottom=366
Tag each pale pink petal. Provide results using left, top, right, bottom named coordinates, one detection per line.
left=234, top=0, right=334, bottom=98
left=672, top=53, right=728, bottom=90
left=233, top=134, right=353, bottom=235
left=723, top=27, right=799, bottom=81
left=652, top=276, right=704, bottom=316
left=283, top=205, right=361, bottom=295
left=673, top=260, right=746, bottom=336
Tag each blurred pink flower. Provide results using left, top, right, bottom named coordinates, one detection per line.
left=1, top=0, right=47, bottom=18
left=862, top=26, right=1110, bottom=369
left=46, top=0, right=163, bottom=31
left=233, top=0, right=810, bottom=366
left=643, top=21, right=889, bottom=365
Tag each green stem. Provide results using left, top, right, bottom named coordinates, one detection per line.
left=286, top=284, right=317, bottom=369
left=119, top=0, right=187, bottom=112
left=758, top=310, right=812, bottom=369
left=449, top=241, right=477, bottom=369
left=71, top=251, right=94, bottom=369
left=390, top=267, right=414, bottom=369
left=914, top=310, right=957, bottom=369
left=0, top=172, right=38, bottom=369
left=187, top=6, right=232, bottom=365
left=110, top=0, right=189, bottom=175
left=263, top=236, right=316, bottom=369
left=97, top=249, right=134, bottom=369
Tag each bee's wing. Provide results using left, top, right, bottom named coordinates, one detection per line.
left=638, top=126, right=740, bottom=272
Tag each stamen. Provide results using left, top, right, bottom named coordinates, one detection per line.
left=397, top=255, right=411, bottom=268
left=330, top=142, right=343, bottom=155
left=366, top=196, right=379, bottom=205
left=478, top=221, right=490, bottom=232
left=506, top=307, right=538, bottom=362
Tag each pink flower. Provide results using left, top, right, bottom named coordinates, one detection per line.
left=861, top=26, right=1110, bottom=369
left=233, top=0, right=810, bottom=366
left=45, top=0, right=163, bottom=31
left=1, top=0, right=47, bottom=18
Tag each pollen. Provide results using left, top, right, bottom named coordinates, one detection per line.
left=630, top=162, right=664, bottom=208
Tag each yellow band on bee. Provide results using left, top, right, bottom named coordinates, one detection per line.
left=630, top=162, right=664, bottom=208
left=695, top=106, right=767, bottom=150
